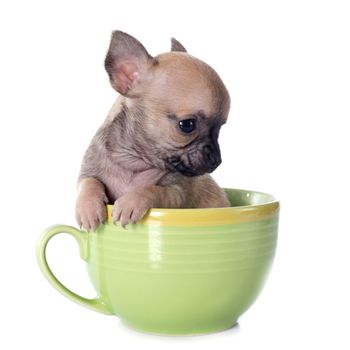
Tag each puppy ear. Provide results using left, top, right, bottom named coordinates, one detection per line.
left=171, top=38, right=187, bottom=52
left=105, top=31, right=153, bottom=96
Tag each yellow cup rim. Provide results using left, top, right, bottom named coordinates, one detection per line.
left=106, top=188, right=279, bottom=226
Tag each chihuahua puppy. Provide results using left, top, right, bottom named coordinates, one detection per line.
left=76, top=31, right=231, bottom=231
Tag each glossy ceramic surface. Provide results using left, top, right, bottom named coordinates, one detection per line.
left=37, top=188, right=279, bottom=335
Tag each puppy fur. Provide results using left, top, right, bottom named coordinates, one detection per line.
left=76, top=31, right=231, bottom=231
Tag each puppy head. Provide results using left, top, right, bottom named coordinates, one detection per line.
left=105, top=31, right=230, bottom=176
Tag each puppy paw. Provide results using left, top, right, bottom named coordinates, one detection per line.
left=76, top=197, right=107, bottom=232
left=112, top=192, right=153, bottom=227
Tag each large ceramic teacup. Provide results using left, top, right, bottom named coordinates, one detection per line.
left=37, top=188, right=279, bottom=335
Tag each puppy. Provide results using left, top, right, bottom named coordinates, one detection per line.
left=76, top=31, right=231, bottom=231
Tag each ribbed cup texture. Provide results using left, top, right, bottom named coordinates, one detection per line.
left=88, top=218, right=278, bottom=274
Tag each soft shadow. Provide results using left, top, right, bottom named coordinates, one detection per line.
left=118, top=320, right=240, bottom=340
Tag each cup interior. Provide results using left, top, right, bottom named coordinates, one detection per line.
left=225, top=188, right=277, bottom=206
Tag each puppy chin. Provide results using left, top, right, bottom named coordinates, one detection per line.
left=166, top=157, right=218, bottom=177
left=175, top=165, right=201, bottom=177
left=165, top=147, right=222, bottom=177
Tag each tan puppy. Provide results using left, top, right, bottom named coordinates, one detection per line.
left=76, top=31, right=231, bottom=231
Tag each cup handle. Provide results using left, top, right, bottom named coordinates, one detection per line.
left=36, top=224, right=112, bottom=315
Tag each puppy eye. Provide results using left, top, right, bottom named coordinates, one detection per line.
left=178, top=119, right=196, bottom=133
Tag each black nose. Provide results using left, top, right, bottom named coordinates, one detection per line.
left=203, top=144, right=222, bottom=170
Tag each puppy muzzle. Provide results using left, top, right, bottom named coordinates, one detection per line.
left=166, top=144, right=222, bottom=177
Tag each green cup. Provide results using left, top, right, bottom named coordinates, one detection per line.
left=37, top=188, right=279, bottom=335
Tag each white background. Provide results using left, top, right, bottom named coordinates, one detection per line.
left=0, top=0, right=349, bottom=349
